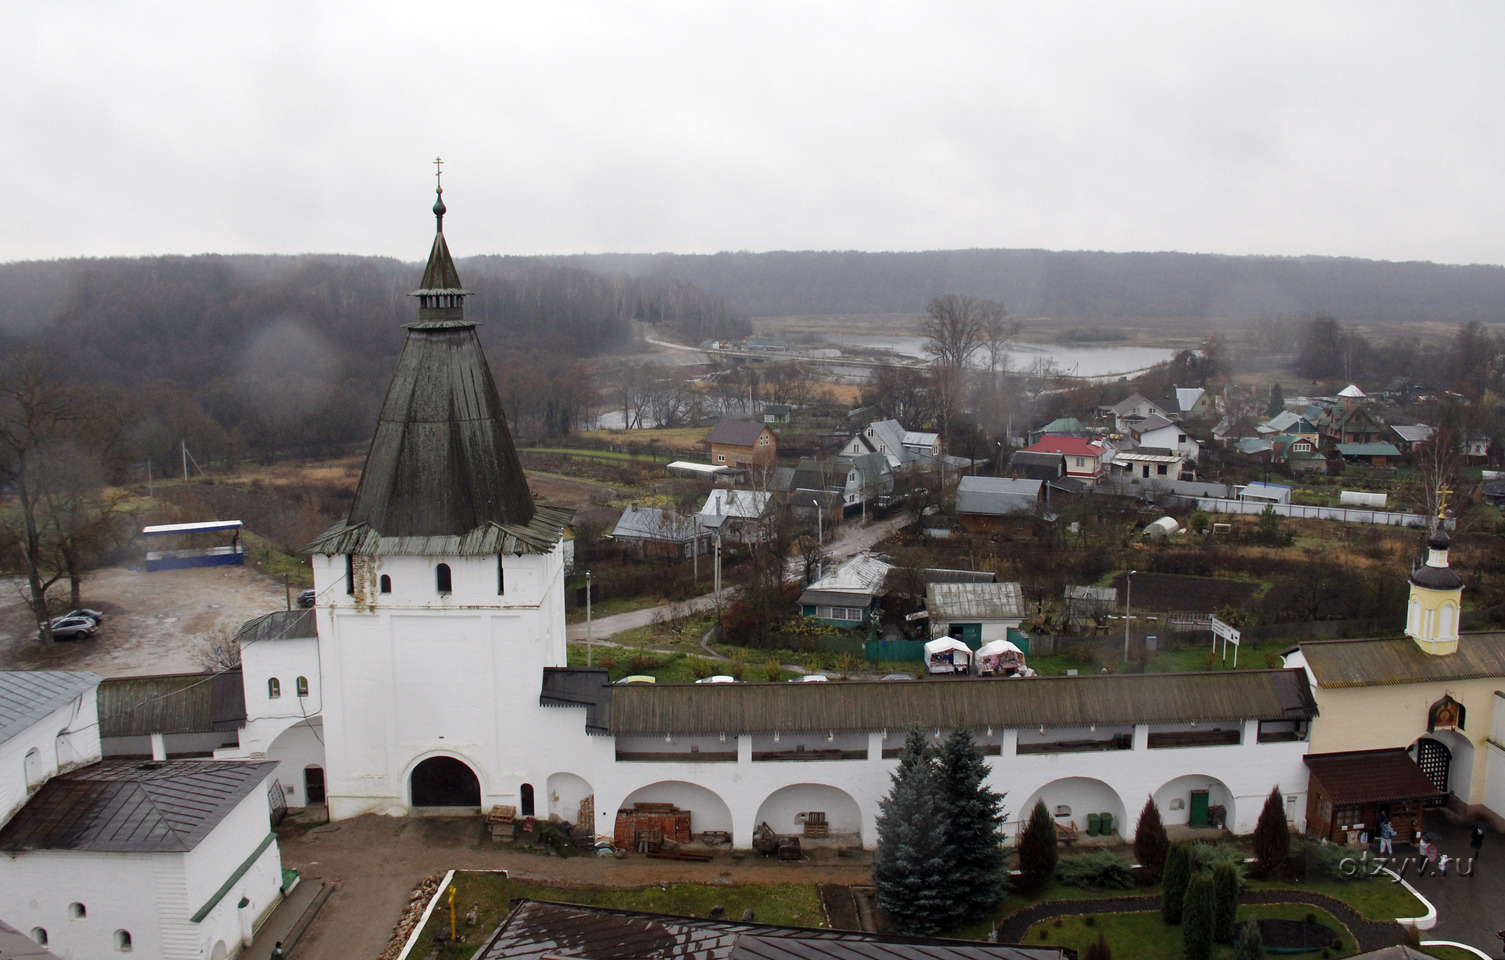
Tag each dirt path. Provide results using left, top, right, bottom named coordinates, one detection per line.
left=281, top=814, right=873, bottom=960
left=0, top=564, right=290, bottom=677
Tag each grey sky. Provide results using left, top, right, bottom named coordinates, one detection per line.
left=6, top=1, right=1504, bottom=266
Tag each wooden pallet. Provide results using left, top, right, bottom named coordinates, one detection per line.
left=648, top=848, right=714, bottom=862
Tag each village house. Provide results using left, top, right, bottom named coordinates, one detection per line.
left=696, top=488, right=774, bottom=545
left=955, top=476, right=1048, bottom=533
left=1336, top=442, right=1402, bottom=468
left=790, top=454, right=892, bottom=517
left=926, top=581, right=1029, bottom=647
left=761, top=403, right=792, bottom=424
left=1007, top=449, right=1066, bottom=481
left=1270, top=432, right=1327, bottom=472
left=1126, top=414, right=1200, bottom=462
left=798, top=553, right=893, bottom=630
left=706, top=419, right=778, bottom=469
left=1021, top=435, right=1105, bottom=480
left=1106, top=392, right=1172, bottom=432
left=611, top=505, right=708, bottom=561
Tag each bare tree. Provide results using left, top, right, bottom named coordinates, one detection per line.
left=1414, top=418, right=1462, bottom=524
left=982, top=313, right=1021, bottom=383
left=923, top=295, right=1005, bottom=378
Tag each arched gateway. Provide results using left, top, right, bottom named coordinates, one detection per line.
left=410, top=756, right=481, bottom=807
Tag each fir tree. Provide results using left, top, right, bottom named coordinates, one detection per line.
left=1133, top=796, right=1169, bottom=880
left=1161, top=842, right=1191, bottom=925
left=873, top=727, right=951, bottom=935
left=1016, top=800, right=1059, bottom=895
left=1181, top=874, right=1215, bottom=960
left=1252, top=787, right=1290, bottom=879
left=935, top=728, right=1009, bottom=917
left=1084, top=931, right=1112, bottom=960
left=1266, top=382, right=1285, bottom=419
left=1233, top=920, right=1266, bottom=960
left=1212, top=863, right=1239, bottom=943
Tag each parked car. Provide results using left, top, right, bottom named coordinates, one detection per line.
left=297, top=589, right=317, bottom=608
left=880, top=673, right=916, bottom=681
left=695, top=675, right=739, bottom=684
left=67, top=608, right=105, bottom=624
left=794, top=674, right=829, bottom=682
left=616, top=675, right=656, bottom=684
left=46, top=615, right=97, bottom=641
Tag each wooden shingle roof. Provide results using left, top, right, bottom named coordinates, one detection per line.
left=1299, top=633, right=1505, bottom=688
left=608, top=669, right=1315, bottom=736
left=1304, top=749, right=1440, bottom=805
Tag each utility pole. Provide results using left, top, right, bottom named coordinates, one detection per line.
left=811, top=498, right=822, bottom=547
left=1123, top=569, right=1137, bottom=663
left=713, top=533, right=722, bottom=611
left=182, top=440, right=188, bottom=482
left=585, top=570, right=593, bottom=668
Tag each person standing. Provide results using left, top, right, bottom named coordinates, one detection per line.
left=1470, top=825, right=1485, bottom=862
left=1378, top=816, right=1396, bottom=855
left=271, top=943, right=285, bottom=959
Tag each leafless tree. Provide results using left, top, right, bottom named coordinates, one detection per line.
left=922, top=295, right=1006, bottom=378
left=982, top=313, right=1021, bottom=383
left=1413, top=419, right=1462, bottom=524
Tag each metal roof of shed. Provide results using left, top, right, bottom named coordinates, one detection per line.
left=0, top=759, right=276, bottom=853
left=97, top=671, right=245, bottom=739
left=926, top=582, right=1026, bottom=621
left=0, top=671, right=102, bottom=747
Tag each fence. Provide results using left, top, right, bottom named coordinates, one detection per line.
left=1175, top=496, right=1438, bottom=528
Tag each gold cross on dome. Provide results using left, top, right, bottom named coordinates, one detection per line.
left=1437, top=485, right=1451, bottom=520
left=434, top=156, right=444, bottom=193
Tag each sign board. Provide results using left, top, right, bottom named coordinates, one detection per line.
left=1210, top=616, right=1241, bottom=666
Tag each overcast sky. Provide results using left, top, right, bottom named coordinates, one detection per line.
left=6, top=2, right=1504, bottom=266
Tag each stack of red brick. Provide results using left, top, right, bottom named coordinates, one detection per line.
left=613, top=802, right=693, bottom=849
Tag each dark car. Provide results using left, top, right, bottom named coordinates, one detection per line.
left=67, top=608, right=105, bottom=624
left=297, top=589, right=317, bottom=608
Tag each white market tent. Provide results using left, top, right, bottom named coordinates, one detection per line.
left=975, top=639, right=1030, bottom=677
left=924, top=637, right=972, bottom=674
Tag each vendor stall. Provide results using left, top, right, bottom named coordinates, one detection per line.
left=975, top=639, right=1033, bottom=677
left=924, top=637, right=972, bottom=674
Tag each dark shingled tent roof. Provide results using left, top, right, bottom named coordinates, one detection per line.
left=1305, top=749, right=1441, bottom=805
left=307, top=192, right=571, bottom=555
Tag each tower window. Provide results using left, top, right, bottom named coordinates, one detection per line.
left=345, top=555, right=355, bottom=595
left=296, top=676, right=309, bottom=697
left=436, top=563, right=452, bottom=595
left=31, top=929, right=46, bottom=946
left=520, top=782, right=535, bottom=817
left=497, top=556, right=505, bottom=595
left=115, top=930, right=132, bottom=952
left=69, top=903, right=86, bottom=920
left=268, top=678, right=281, bottom=699
left=379, top=575, right=391, bottom=594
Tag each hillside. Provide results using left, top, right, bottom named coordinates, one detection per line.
left=549, top=248, right=1505, bottom=323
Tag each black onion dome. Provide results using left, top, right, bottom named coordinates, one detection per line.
left=1428, top=523, right=1451, bottom=550
left=1411, top=563, right=1462, bottom=591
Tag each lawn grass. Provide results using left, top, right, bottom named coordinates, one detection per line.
left=1247, top=877, right=1427, bottom=923
left=240, top=529, right=313, bottom=586
left=414, top=874, right=824, bottom=960
left=1023, top=902, right=1357, bottom=960
left=565, top=594, right=666, bottom=624
left=1422, top=946, right=1483, bottom=960
left=579, top=427, right=711, bottom=452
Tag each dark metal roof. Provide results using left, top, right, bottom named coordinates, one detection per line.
left=472, top=900, right=1070, bottom=960
left=1300, top=633, right=1505, bottom=687
left=607, top=669, right=1316, bottom=737
left=708, top=420, right=772, bottom=447
left=306, top=505, right=573, bottom=558
left=539, top=668, right=612, bottom=735
left=234, top=609, right=316, bottom=644
left=97, top=670, right=245, bottom=738
left=0, top=671, right=102, bottom=747
left=0, top=919, right=64, bottom=959
left=798, top=589, right=875, bottom=607
left=0, top=759, right=276, bottom=853
left=1409, top=563, right=1463, bottom=590
left=411, top=230, right=467, bottom=298
left=1304, top=749, right=1441, bottom=805
left=921, top=568, right=998, bottom=585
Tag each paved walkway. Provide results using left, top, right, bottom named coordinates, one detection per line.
left=241, top=876, right=328, bottom=960
left=1403, top=814, right=1503, bottom=953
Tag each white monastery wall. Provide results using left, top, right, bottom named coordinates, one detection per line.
left=1, top=694, right=100, bottom=826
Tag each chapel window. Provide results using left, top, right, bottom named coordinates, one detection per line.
left=436, top=563, right=452, bottom=595
left=268, top=678, right=281, bottom=699
left=379, top=575, right=391, bottom=594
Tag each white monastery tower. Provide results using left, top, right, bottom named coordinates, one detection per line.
left=304, top=185, right=573, bottom=819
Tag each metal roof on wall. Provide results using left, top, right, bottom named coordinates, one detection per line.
left=97, top=671, right=245, bottom=739
left=1299, top=634, right=1505, bottom=687
left=608, top=668, right=1317, bottom=737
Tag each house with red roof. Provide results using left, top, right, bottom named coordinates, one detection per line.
left=1022, top=435, right=1106, bottom=480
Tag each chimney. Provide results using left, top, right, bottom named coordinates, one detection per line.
left=150, top=732, right=166, bottom=761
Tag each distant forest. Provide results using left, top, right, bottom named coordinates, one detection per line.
left=553, top=249, right=1505, bottom=323
left=0, top=254, right=745, bottom=466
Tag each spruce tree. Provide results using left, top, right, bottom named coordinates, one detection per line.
left=1016, top=800, right=1059, bottom=895
left=873, top=727, right=951, bottom=935
left=1266, top=382, right=1285, bottom=419
left=935, top=728, right=1009, bottom=918
left=1160, top=841, right=1191, bottom=925
left=1133, top=796, right=1169, bottom=880
left=1252, top=787, right=1289, bottom=879
left=1181, top=874, right=1215, bottom=960
left=1084, top=931, right=1112, bottom=960
left=1212, top=863, right=1239, bottom=943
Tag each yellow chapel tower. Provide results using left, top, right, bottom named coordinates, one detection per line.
left=1406, top=517, right=1463, bottom=656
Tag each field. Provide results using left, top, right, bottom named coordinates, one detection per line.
left=1106, top=572, right=1263, bottom=614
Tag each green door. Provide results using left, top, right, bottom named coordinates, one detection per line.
left=961, top=623, right=982, bottom=647
left=1189, top=790, right=1210, bottom=828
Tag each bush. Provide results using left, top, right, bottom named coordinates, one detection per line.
left=1295, top=839, right=1374, bottom=882
left=1134, top=797, right=1169, bottom=880
left=687, top=655, right=713, bottom=679
left=1084, top=931, right=1112, bottom=960
left=1191, top=842, right=1247, bottom=890
left=1057, top=849, right=1135, bottom=890
left=763, top=657, right=782, bottom=681
left=1233, top=920, right=1266, bottom=960
left=1212, top=863, right=1239, bottom=943
left=1063, top=643, right=1100, bottom=668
